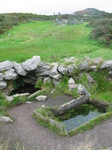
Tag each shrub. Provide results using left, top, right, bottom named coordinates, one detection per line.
left=89, top=18, right=112, bottom=46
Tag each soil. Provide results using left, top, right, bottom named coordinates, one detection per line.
left=0, top=95, right=112, bottom=150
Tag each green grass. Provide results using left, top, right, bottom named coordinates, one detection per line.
left=0, top=21, right=112, bottom=63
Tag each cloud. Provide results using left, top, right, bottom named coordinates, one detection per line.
left=0, top=0, right=112, bottom=14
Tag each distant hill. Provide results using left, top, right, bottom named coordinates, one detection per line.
left=74, top=8, right=108, bottom=16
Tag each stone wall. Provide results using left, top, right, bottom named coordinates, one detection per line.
left=0, top=55, right=112, bottom=95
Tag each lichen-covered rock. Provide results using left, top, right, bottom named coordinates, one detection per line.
left=36, top=95, right=47, bottom=101
left=77, top=84, right=90, bottom=98
left=0, top=81, right=7, bottom=90
left=14, top=62, right=27, bottom=76
left=0, top=61, right=13, bottom=72
left=94, top=57, right=103, bottom=65
left=22, top=56, right=41, bottom=71
left=78, top=61, right=88, bottom=70
left=58, top=65, right=68, bottom=75
left=0, top=73, right=3, bottom=81
left=4, top=68, right=18, bottom=80
left=100, top=60, right=112, bottom=69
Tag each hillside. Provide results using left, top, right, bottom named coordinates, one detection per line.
left=74, top=8, right=108, bottom=16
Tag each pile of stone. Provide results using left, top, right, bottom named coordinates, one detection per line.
left=0, top=55, right=112, bottom=95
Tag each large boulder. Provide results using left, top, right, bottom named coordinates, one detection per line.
left=0, top=73, right=3, bottom=81
left=100, top=60, right=112, bottom=69
left=0, top=61, right=13, bottom=72
left=0, top=81, right=7, bottom=90
left=14, top=62, right=27, bottom=76
left=78, top=61, right=88, bottom=70
left=77, top=84, right=90, bottom=99
left=58, top=65, right=68, bottom=75
left=4, top=68, right=18, bottom=80
left=22, top=56, right=41, bottom=71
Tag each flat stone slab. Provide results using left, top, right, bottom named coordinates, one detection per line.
left=36, top=95, right=47, bottom=101
left=0, top=116, right=12, bottom=122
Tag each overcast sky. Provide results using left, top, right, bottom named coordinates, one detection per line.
left=0, top=0, right=112, bottom=15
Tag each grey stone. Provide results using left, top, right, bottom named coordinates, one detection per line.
left=73, top=63, right=78, bottom=69
left=77, top=84, right=91, bottom=99
left=22, top=56, right=41, bottom=71
left=67, top=65, right=74, bottom=74
left=68, top=78, right=75, bottom=84
left=50, top=73, right=62, bottom=80
left=49, top=63, right=58, bottom=76
left=4, top=68, right=18, bottom=80
left=36, top=70, right=50, bottom=77
left=50, top=88, right=55, bottom=94
left=58, top=65, right=68, bottom=75
left=78, top=61, right=88, bottom=70
left=28, top=90, right=45, bottom=99
left=43, top=77, right=51, bottom=84
left=87, top=74, right=94, bottom=83
left=0, top=81, right=7, bottom=90
left=0, top=116, right=12, bottom=122
left=53, top=79, right=60, bottom=85
left=35, top=64, right=51, bottom=73
left=5, top=95, right=14, bottom=102
left=23, top=78, right=34, bottom=84
left=26, top=101, right=32, bottom=104
left=90, top=66, right=97, bottom=72
left=68, top=84, right=78, bottom=91
left=65, top=57, right=76, bottom=63
left=14, top=62, right=27, bottom=76
left=36, top=95, right=47, bottom=101
left=19, top=93, right=30, bottom=97
left=13, top=94, right=20, bottom=98
left=84, top=56, right=90, bottom=61
left=0, top=73, right=3, bottom=81
left=0, top=61, right=13, bottom=72
left=94, top=57, right=103, bottom=65
left=100, top=60, right=112, bottom=69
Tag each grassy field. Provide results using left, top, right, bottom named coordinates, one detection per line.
left=0, top=20, right=112, bottom=63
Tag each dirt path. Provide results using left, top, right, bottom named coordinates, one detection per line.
left=0, top=95, right=112, bottom=150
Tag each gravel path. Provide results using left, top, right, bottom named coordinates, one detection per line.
left=0, top=95, right=112, bottom=150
